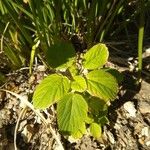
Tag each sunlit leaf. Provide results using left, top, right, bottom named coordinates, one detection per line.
left=68, top=64, right=79, bottom=76
left=83, top=43, right=108, bottom=69
left=72, top=122, right=86, bottom=138
left=86, top=70, right=118, bottom=101
left=102, top=68, right=123, bottom=84
left=57, top=93, right=88, bottom=134
left=33, top=74, right=70, bottom=109
left=90, top=123, right=101, bottom=138
left=71, top=76, right=87, bottom=92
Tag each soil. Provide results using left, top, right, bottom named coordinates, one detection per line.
left=0, top=43, right=150, bottom=150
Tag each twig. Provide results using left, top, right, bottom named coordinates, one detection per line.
left=14, top=107, right=27, bottom=150
left=0, top=89, right=64, bottom=150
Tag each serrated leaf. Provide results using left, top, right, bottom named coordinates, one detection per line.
left=72, top=122, right=86, bottom=139
left=86, top=70, right=118, bottom=101
left=103, top=68, right=123, bottom=84
left=57, top=93, right=88, bottom=134
left=90, top=123, right=101, bottom=138
left=83, top=43, right=109, bottom=69
left=71, top=76, right=87, bottom=92
left=46, top=41, right=76, bottom=69
left=33, top=74, right=70, bottom=109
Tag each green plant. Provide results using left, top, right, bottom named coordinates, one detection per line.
left=0, top=0, right=134, bottom=70
left=138, top=0, right=145, bottom=81
left=33, top=42, right=122, bottom=138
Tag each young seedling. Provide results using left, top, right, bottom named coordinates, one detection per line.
left=33, top=41, right=122, bottom=138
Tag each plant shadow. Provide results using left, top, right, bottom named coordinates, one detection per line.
left=142, top=56, right=150, bottom=83
left=108, top=70, right=141, bottom=126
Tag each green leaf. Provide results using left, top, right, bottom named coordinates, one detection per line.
left=83, top=43, right=109, bottom=69
left=88, top=97, right=107, bottom=115
left=98, top=116, right=109, bottom=126
left=85, top=116, right=94, bottom=124
left=72, top=122, right=86, bottom=139
left=86, top=70, right=118, bottom=101
left=103, top=68, right=123, bottom=84
left=71, top=76, right=87, bottom=92
left=46, top=41, right=76, bottom=69
left=90, top=123, right=101, bottom=138
left=33, top=74, right=70, bottom=109
left=57, top=93, right=88, bottom=134
left=68, top=64, right=79, bottom=76
left=4, top=43, right=22, bottom=68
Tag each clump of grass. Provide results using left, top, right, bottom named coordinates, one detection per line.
left=0, top=0, right=149, bottom=77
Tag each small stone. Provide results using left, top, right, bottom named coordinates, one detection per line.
left=19, top=94, right=28, bottom=108
left=114, top=123, right=121, bottom=130
left=134, top=122, right=143, bottom=137
left=34, top=115, right=42, bottom=124
left=124, top=101, right=136, bottom=117
left=128, top=57, right=134, bottom=61
left=37, top=65, right=46, bottom=72
left=107, top=131, right=115, bottom=144
left=138, top=138, right=145, bottom=145
left=141, top=127, right=149, bottom=137
left=29, top=75, right=35, bottom=84
left=145, top=48, right=150, bottom=54
left=146, top=141, right=150, bottom=146
left=19, top=120, right=27, bottom=131
left=139, top=102, right=150, bottom=114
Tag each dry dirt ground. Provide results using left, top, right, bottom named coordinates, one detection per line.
left=0, top=45, right=150, bottom=150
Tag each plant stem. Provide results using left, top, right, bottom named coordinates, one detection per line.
left=138, top=0, right=145, bottom=81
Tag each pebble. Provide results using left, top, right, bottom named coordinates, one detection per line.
left=141, top=127, right=149, bottom=137
left=139, top=101, right=150, bottom=114
left=19, top=94, right=28, bottom=108
left=114, top=123, right=121, bottom=130
left=19, top=120, right=27, bottom=131
left=107, top=131, right=115, bottom=144
left=145, top=47, right=150, bottom=55
left=123, top=101, right=136, bottom=117
left=138, top=138, right=145, bottom=145
left=146, top=141, right=150, bottom=146
left=37, top=65, right=46, bottom=72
